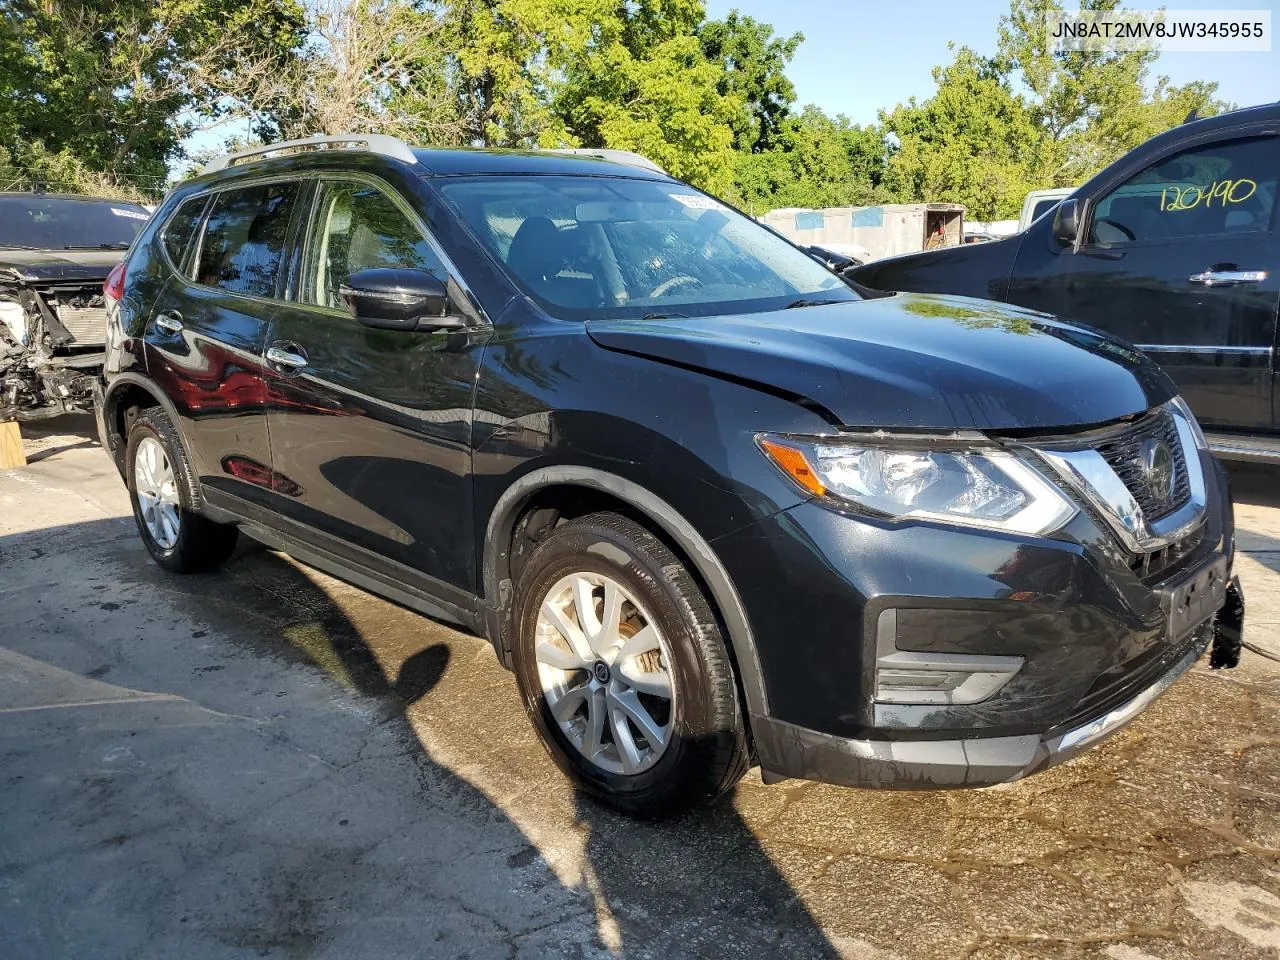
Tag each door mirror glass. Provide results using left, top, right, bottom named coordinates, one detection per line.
left=1053, top=199, right=1081, bottom=246
left=340, top=268, right=465, bottom=331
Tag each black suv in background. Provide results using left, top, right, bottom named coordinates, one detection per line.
left=1, top=192, right=151, bottom=419
left=851, top=103, right=1279, bottom=463
left=99, top=136, right=1243, bottom=816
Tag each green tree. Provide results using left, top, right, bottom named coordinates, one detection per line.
left=879, top=47, right=1048, bottom=220
left=550, top=0, right=743, bottom=193
left=732, top=107, right=888, bottom=214
left=0, top=0, right=305, bottom=186
left=434, top=0, right=579, bottom=147
left=699, top=11, right=802, bottom=152
left=996, top=0, right=1231, bottom=183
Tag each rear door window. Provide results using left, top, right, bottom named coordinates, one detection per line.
left=1089, top=136, right=1278, bottom=245
left=194, top=182, right=301, bottom=298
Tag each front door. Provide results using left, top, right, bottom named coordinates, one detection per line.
left=1007, top=131, right=1279, bottom=431
left=263, top=175, right=487, bottom=595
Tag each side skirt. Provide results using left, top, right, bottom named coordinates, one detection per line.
left=202, top=487, right=486, bottom=639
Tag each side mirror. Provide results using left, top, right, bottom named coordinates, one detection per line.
left=1052, top=198, right=1081, bottom=247
left=339, top=268, right=467, bottom=332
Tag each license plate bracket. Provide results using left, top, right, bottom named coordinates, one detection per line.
left=1160, top=554, right=1229, bottom=643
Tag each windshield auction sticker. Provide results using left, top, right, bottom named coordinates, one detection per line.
left=1048, top=9, right=1271, bottom=52
left=670, top=194, right=726, bottom=211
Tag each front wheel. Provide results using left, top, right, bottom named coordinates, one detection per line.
left=511, top=511, right=749, bottom=817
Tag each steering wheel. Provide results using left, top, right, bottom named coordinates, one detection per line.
left=648, top=275, right=702, bottom=298
left=1092, top=217, right=1136, bottom=244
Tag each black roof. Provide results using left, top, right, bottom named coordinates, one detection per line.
left=184, top=145, right=673, bottom=188
left=409, top=148, right=670, bottom=179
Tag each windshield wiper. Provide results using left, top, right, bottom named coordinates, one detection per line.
left=641, top=311, right=689, bottom=320
left=0, top=244, right=40, bottom=250
left=785, top=297, right=849, bottom=309
left=63, top=243, right=130, bottom=250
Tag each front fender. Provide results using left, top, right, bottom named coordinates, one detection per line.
left=481, top=464, right=773, bottom=720
left=470, top=323, right=834, bottom=723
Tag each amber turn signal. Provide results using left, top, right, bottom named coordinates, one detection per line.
left=759, top=437, right=826, bottom=497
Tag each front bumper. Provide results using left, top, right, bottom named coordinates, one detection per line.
left=753, top=620, right=1214, bottom=788
left=712, top=450, right=1239, bottom=788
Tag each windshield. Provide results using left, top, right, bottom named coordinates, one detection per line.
left=437, top=175, right=855, bottom=320
left=0, top=196, right=150, bottom=250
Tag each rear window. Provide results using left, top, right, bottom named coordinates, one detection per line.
left=194, top=182, right=300, bottom=298
left=0, top=196, right=150, bottom=250
left=1030, top=198, right=1061, bottom=222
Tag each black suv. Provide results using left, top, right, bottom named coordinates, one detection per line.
left=1, top=192, right=151, bottom=419
left=851, top=103, right=1279, bottom=464
left=98, top=136, right=1243, bottom=816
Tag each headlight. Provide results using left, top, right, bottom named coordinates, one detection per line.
left=759, top=434, right=1077, bottom=536
left=1169, top=395, right=1208, bottom=450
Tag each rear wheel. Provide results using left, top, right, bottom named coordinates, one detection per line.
left=512, top=511, right=749, bottom=817
left=126, top=408, right=238, bottom=573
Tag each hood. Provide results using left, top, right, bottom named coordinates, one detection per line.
left=0, top=249, right=123, bottom=285
left=585, top=294, right=1174, bottom=431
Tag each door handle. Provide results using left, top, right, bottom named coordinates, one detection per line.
left=1189, top=269, right=1268, bottom=286
left=265, top=343, right=308, bottom=373
left=154, top=311, right=183, bottom=334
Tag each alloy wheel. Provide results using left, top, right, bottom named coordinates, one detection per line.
left=535, top=572, right=676, bottom=775
left=134, top=436, right=181, bottom=550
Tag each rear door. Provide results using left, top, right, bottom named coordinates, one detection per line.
left=262, top=174, right=487, bottom=596
left=1007, top=131, right=1279, bottom=430
left=143, top=179, right=303, bottom=507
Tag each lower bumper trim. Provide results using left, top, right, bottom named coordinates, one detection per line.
left=754, top=627, right=1211, bottom=790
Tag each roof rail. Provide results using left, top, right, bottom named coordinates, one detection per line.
left=543, top=148, right=666, bottom=174
left=201, top=134, right=418, bottom=175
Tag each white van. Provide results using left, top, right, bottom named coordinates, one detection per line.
left=1017, top=187, right=1075, bottom=231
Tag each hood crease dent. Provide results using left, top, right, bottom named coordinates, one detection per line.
left=586, top=294, right=1173, bottom=431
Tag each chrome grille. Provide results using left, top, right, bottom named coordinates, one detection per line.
left=54, top=304, right=108, bottom=346
left=1095, top=412, right=1189, bottom=522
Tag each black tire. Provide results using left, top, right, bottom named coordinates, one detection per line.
left=511, top=511, right=750, bottom=817
left=125, top=407, right=238, bottom=573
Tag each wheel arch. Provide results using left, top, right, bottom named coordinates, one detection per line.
left=482, top=465, right=770, bottom=721
left=99, top=374, right=190, bottom=477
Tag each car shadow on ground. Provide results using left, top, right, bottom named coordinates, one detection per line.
left=1226, top=461, right=1280, bottom=510
left=229, top=548, right=843, bottom=957
left=0, top=514, right=840, bottom=958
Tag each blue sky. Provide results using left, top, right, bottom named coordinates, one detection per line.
left=704, top=0, right=1278, bottom=125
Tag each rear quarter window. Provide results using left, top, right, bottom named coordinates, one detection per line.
left=160, top=196, right=207, bottom=275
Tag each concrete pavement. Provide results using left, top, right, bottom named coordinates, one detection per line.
left=1, top=417, right=1277, bottom=959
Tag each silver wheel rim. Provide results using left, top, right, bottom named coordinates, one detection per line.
left=134, top=436, right=181, bottom=550
left=535, top=572, right=675, bottom=776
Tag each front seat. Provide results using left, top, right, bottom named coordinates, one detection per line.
left=505, top=216, right=566, bottom=296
